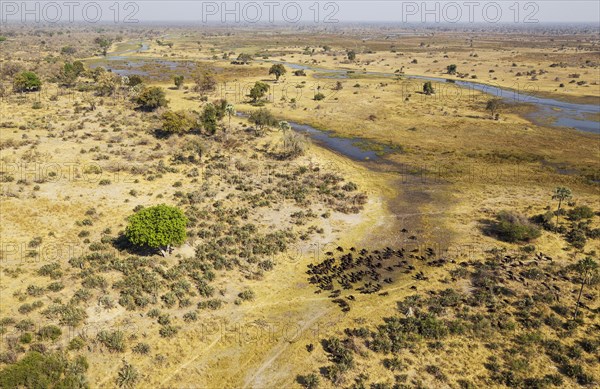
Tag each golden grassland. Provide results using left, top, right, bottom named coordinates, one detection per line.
left=0, top=26, right=599, bottom=388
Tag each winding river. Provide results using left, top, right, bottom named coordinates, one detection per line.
left=93, top=40, right=599, bottom=162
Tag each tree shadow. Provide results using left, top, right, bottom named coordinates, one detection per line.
left=112, top=233, right=157, bottom=257
left=479, top=218, right=497, bottom=239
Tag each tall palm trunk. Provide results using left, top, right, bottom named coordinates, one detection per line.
left=573, top=279, right=585, bottom=319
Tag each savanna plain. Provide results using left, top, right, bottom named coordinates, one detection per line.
left=0, top=23, right=599, bottom=389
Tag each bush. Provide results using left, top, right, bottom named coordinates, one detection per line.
left=38, top=263, right=62, bottom=279
left=132, top=342, right=150, bottom=354
left=38, top=325, right=62, bottom=341
left=297, top=373, right=320, bottom=389
left=116, top=361, right=139, bottom=389
left=135, top=86, right=168, bottom=111
left=568, top=206, right=595, bottom=221
left=161, top=110, right=196, bottom=135
left=13, top=71, right=42, bottom=92
left=159, top=325, right=178, bottom=338
left=238, top=288, right=255, bottom=301
left=0, top=352, right=88, bottom=388
left=248, top=108, right=277, bottom=133
left=19, top=333, right=32, bottom=344
left=488, top=211, right=541, bottom=242
left=45, top=281, right=63, bottom=292
left=68, top=337, right=85, bottom=351
left=97, top=330, right=125, bottom=352
left=566, top=228, right=587, bottom=249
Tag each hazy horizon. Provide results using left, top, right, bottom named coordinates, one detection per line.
left=1, top=1, right=599, bottom=24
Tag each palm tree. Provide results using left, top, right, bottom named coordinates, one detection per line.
left=278, top=120, right=291, bottom=136
left=572, top=257, right=599, bottom=319
left=552, top=187, right=572, bottom=227
left=225, top=103, right=235, bottom=132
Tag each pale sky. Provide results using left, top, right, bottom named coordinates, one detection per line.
left=1, top=1, right=599, bottom=24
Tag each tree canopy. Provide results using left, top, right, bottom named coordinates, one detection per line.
left=200, top=103, right=219, bottom=135
left=161, top=110, right=196, bottom=135
left=13, top=71, right=41, bottom=92
left=249, top=108, right=277, bottom=134
left=249, top=81, right=270, bottom=103
left=423, top=81, right=434, bottom=95
left=269, top=64, right=287, bottom=81
left=135, top=86, right=168, bottom=111
left=125, top=204, right=188, bottom=256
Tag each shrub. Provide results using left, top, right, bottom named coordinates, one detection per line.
left=423, top=81, right=434, bottom=95
left=26, top=285, right=45, bottom=297
left=13, top=71, right=42, bottom=92
left=161, top=110, right=196, bottom=135
left=135, top=86, right=168, bottom=111
left=238, top=288, right=255, bottom=301
left=0, top=352, right=88, bottom=388
left=97, top=330, right=125, bottom=352
left=132, top=342, right=150, bottom=354
left=38, top=325, right=62, bottom=341
left=248, top=108, right=277, bottom=133
left=297, top=373, right=320, bottom=389
left=38, top=263, right=62, bottom=279
left=568, top=206, right=594, bottom=221
left=68, top=337, right=85, bottom=351
left=566, top=228, right=587, bottom=249
left=159, top=325, right=178, bottom=338
left=183, top=311, right=198, bottom=322
left=116, top=361, right=139, bottom=389
left=19, top=333, right=32, bottom=344
left=489, top=211, right=541, bottom=242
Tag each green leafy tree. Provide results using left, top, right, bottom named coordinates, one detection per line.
left=125, top=204, right=188, bottom=256
left=269, top=64, right=287, bottom=81
left=174, top=75, right=184, bottom=89
left=125, top=75, right=144, bottom=87
left=59, top=61, right=84, bottom=87
left=135, top=86, right=168, bottom=111
left=249, top=108, right=276, bottom=135
left=60, top=46, right=77, bottom=55
left=13, top=71, right=42, bottom=92
left=347, top=50, right=356, bottom=61
left=161, top=110, right=196, bottom=135
left=282, top=131, right=308, bottom=159
left=572, top=257, right=599, bottom=319
left=200, top=103, right=218, bottom=135
left=249, top=81, right=270, bottom=103
left=486, top=98, right=502, bottom=119
left=552, top=187, right=572, bottom=226
left=235, top=53, right=253, bottom=64
left=447, top=64, right=457, bottom=74
left=96, top=71, right=120, bottom=96
left=94, top=36, right=112, bottom=56
left=193, top=70, right=216, bottom=96
left=423, top=81, right=434, bottom=95
left=0, top=352, right=89, bottom=388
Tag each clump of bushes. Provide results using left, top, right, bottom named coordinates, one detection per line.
left=487, top=211, right=541, bottom=242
